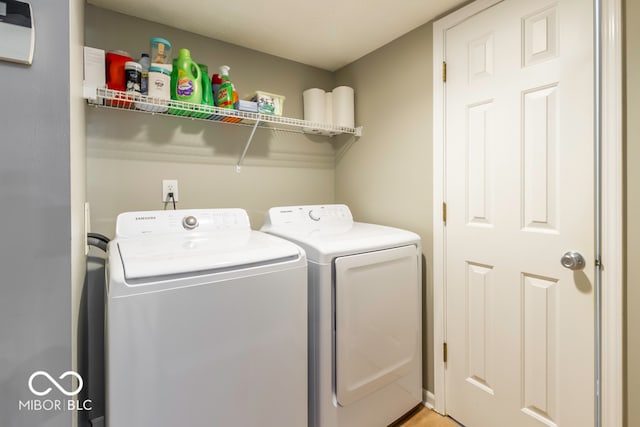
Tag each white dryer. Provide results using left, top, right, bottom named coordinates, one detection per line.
left=106, top=208, right=307, bottom=427
left=262, top=204, right=422, bottom=427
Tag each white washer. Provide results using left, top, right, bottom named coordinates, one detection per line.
left=262, top=204, right=422, bottom=427
left=106, top=208, right=307, bottom=427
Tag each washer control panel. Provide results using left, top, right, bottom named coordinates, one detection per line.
left=264, top=204, right=353, bottom=227
left=116, top=209, right=250, bottom=238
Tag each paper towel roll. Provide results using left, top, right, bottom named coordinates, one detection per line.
left=322, top=92, right=334, bottom=135
left=332, top=86, right=355, bottom=128
left=303, top=88, right=325, bottom=132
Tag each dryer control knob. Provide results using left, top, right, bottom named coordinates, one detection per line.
left=182, top=215, right=199, bottom=230
left=308, top=209, right=321, bottom=221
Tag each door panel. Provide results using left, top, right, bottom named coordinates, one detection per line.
left=334, top=245, right=420, bottom=406
left=522, top=84, right=559, bottom=232
left=444, top=0, right=594, bottom=426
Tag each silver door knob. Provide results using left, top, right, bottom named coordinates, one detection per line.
left=560, top=251, right=586, bottom=270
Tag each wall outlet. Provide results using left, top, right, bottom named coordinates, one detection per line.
left=162, top=179, right=179, bottom=202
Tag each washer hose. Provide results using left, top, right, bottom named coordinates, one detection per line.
left=87, top=233, right=110, bottom=252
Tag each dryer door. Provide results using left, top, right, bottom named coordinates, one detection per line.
left=334, top=244, right=420, bottom=406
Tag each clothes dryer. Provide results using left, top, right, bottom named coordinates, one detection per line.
left=262, top=204, right=422, bottom=427
left=106, top=209, right=307, bottom=427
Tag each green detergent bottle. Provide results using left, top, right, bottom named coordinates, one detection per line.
left=169, top=58, right=187, bottom=116
left=173, top=48, right=202, bottom=116
left=197, top=63, right=214, bottom=119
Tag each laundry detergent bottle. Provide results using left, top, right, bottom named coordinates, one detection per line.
left=169, top=58, right=191, bottom=116
left=191, top=63, right=214, bottom=119
left=174, top=48, right=202, bottom=105
left=217, top=65, right=235, bottom=109
left=169, top=58, right=186, bottom=116
left=199, top=64, right=214, bottom=107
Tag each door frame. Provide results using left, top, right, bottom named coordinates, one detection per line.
left=431, top=1, right=624, bottom=426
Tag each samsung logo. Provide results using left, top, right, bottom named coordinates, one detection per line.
left=135, top=216, right=157, bottom=221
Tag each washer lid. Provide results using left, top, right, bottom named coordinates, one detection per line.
left=262, top=204, right=420, bottom=262
left=263, top=222, right=420, bottom=263
left=116, top=230, right=301, bottom=280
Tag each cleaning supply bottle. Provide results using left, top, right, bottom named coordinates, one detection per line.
left=191, top=63, right=213, bottom=119
left=174, top=48, right=202, bottom=105
left=216, top=65, right=234, bottom=109
left=232, top=82, right=239, bottom=109
left=199, top=64, right=214, bottom=105
left=138, top=53, right=150, bottom=95
left=170, top=58, right=178, bottom=100
left=211, top=73, right=222, bottom=106
left=169, top=58, right=188, bottom=116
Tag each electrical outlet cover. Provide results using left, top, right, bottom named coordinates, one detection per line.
left=162, top=179, right=179, bottom=202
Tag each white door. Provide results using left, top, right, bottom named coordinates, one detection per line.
left=444, top=0, right=594, bottom=426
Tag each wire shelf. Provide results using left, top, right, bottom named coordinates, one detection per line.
left=88, top=88, right=362, bottom=137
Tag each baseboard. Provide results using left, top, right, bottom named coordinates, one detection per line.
left=422, top=389, right=435, bottom=410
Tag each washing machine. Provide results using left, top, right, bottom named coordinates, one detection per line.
left=262, top=204, right=422, bottom=427
left=105, top=208, right=307, bottom=427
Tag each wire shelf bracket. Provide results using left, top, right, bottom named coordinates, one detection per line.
left=236, top=120, right=261, bottom=172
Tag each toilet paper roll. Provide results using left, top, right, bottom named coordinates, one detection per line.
left=303, top=88, right=325, bottom=133
left=332, top=86, right=355, bottom=129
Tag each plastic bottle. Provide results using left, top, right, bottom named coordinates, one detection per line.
left=124, top=61, right=142, bottom=94
left=169, top=58, right=187, bottom=116
left=174, top=48, right=202, bottom=104
left=216, top=65, right=234, bottom=109
left=199, top=64, right=214, bottom=106
left=106, top=50, right=132, bottom=92
left=188, top=63, right=212, bottom=119
left=232, top=82, right=239, bottom=109
left=211, top=73, right=222, bottom=106
left=139, top=53, right=150, bottom=95
left=138, top=65, right=170, bottom=113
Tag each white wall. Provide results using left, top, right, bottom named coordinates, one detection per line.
left=334, top=23, right=434, bottom=392
left=70, top=0, right=86, bottom=424
left=85, top=4, right=438, bottom=406
left=626, top=1, right=639, bottom=425
left=85, top=6, right=337, bottom=234
left=0, top=0, right=74, bottom=425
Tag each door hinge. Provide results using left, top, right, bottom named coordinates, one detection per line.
left=443, top=342, right=448, bottom=363
left=443, top=61, right=447, bottom=82
left=442, top=202, right=447, bottom=224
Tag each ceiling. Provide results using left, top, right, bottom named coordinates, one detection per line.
left=87, top=0, right=468, bottom=71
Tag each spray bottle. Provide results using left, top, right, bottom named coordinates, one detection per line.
left=216, top=65, right=234, bottom=109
